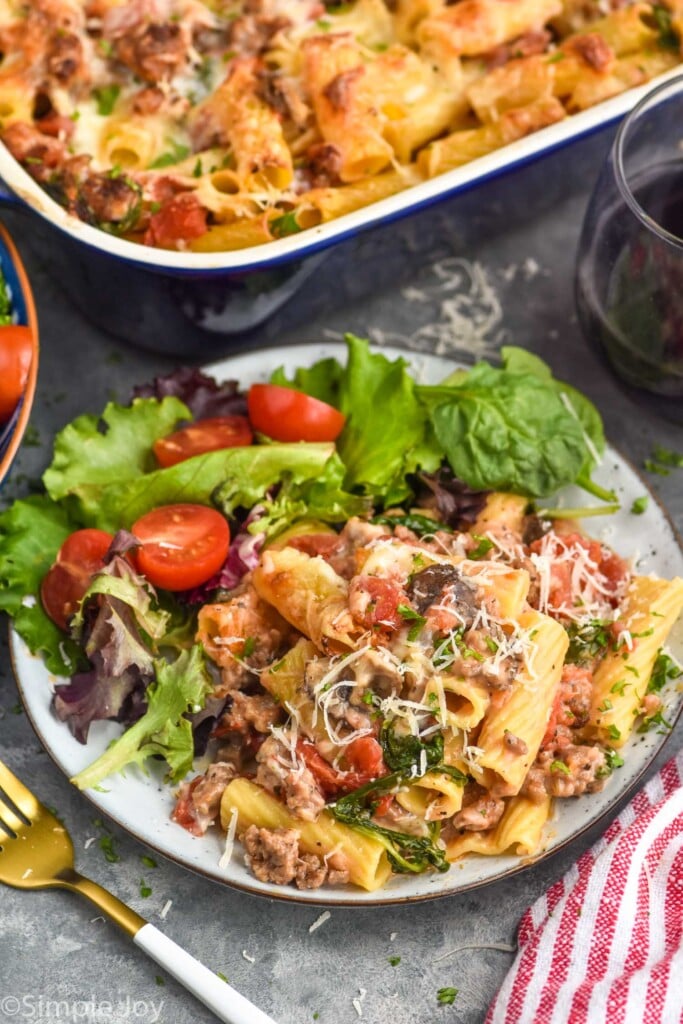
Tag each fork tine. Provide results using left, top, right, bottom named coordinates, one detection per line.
left=0, top=759, right=40, bottom=821
left=0, top=788, right=29, bottom=834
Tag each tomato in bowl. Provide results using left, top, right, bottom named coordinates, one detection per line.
left=0, top=225, right=39, bottom=487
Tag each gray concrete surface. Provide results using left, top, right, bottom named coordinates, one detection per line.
left=0, top=129, right=681, bottom=1024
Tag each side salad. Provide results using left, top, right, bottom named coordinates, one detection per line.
left=3, top=336, right=678, bottom=892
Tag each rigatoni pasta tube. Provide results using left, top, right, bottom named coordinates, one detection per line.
left=221, top=778, right=393, bottom=891
left=477, top=609, right=568, bottom=796
left=417, top=0, right=563, bottom=58
left=418, top=98, right=566, bottom=177
left=446, top=794, right=551, bottom=861
left=253, top=546, right=361, bottom=652
left=302, top=33, right=394, bottom=182
left=586, top=575, right=683, bottom=747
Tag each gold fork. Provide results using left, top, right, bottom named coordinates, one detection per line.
left=0, top=759, right=277, bottom=1024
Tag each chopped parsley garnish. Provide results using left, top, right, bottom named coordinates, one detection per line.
left=630, top=496, right=648, bottom=515
left=397, top=604, right=426, bottom=641
left=647, top=650, right=682, bottom=693
left=597, top=698, right=613, bottom=713
left=651, top=444, right=683, bottom=468
left=243, top=636, right=256, bottom=658
left=549, top=760, right=570, bottom=775
left=149, top=140, right=191, bottom=169
left=650, top=4, right=679, bottom=50
left=139, top=879, right=152, bottom=898
left=610, top=679, right=629, bottom=696
left=644, top=459, right=670, bottom=476
left=216, top=972, right=229, bottom=983
left=99, top=834, right=120, bottom=863
left=565, top=619, right=612, bottom=665
left=437, top=987, right=458, bottom=1005
left=434, top=630, right=484, bottom=666
left=155, top=976, right=165, bottom=986
left=192, top=158, right=203, bottom=178
left=547, top=50, right=565, bottom=62
left=270, top=211, right=303, bottom=238
left=469, top=534, right=495, bottom=559
left=97, top=38, right=113, bottom=57
left=637, top=709, right=673, bottom=735
left=606, top=724, right=621, bottom=741
left=603, top=748, right=624, bottom=773
left=141, top=854, right=158, bottom=869
left=92, top=85, right=120, bottom=116
left=388, top=956, right=401, bottom=966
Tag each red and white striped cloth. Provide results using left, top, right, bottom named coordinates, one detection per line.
left=486, top=749, right=683, bottom=1024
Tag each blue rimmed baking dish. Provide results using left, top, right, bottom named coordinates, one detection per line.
left=1, top=67, right=680, bottom=358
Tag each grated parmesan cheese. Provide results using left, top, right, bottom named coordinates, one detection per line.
left=218, top=806, right=238, bottom=870
left=308, top=910, right=331, bottom=933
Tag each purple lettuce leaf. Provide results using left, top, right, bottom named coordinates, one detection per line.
left=417, top=467, right=489, bottom=528
left=132, top=367, right=247, bottom=420
left=53, top=660, right=147, bottom=744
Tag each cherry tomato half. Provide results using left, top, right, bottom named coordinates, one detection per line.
left=153, top=415, right=253, bottom=468
left=0, top=325, right=33, bottom=423
left=247, top=384, right=346, bottom=443
left=132, top=503, right=230, bottom=591
left=40, top=528, right=114, bottom=631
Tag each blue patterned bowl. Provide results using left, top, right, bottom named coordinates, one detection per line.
left=0, top=225, right=39, bottom=486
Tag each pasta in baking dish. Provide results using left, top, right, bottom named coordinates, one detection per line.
left=1, top=0, right=681, bottom=252
left=174, top=497, right=683, bottom=892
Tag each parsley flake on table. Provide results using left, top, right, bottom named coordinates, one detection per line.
left=437, top=987, right=458, bottom=1005
left=388, top=955, right=401, bottom=966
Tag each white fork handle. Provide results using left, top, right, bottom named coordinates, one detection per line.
left=134, top=923, right=278, bottom=1024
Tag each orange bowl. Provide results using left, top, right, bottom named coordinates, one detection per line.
left=0, top=225, right=39, bottom=486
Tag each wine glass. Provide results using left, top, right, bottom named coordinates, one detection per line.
left=576, top=74, right=683, bottom=414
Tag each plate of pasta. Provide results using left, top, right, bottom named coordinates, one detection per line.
left=1, top=1, right=682, bottom=269
left=5, top=341, right=683, bottom=904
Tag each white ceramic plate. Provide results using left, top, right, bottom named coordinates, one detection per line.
left=11, top=344, right=683, bottom=906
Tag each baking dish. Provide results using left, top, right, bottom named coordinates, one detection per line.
left=1, top=66, right=681, bottom=356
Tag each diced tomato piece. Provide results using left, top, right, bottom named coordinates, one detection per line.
left=171, top=777, right=203, bottom=836
left=35, top=112, right=75, bottom=140
left=345, top=736, right=386, bottom=778
left=296, top=737, right=387, bottom=796
left=351, top=575, right=406, bottom=632
left=374, top=794, right=395, bottom=817
left=599, top=550, right=629, bottom=596
left=144, top=193, right=208, bottom=249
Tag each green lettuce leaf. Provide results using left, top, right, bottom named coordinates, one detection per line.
left=217, top=449, right=370, bottom=538
left=93, top=442, right=362, bottom=533
left=43, top=396, right=190, bottom=521
left=71, top=644, right=211, bottom=790
left=0, top=496, right=84, bottom=674
left=499, top=347, right=612, bottom=501
left=274, top=335, right=441, bottom=505
left=336, top=335, right=442, bottom=502
left=72, top=561, right=171, bottom=645
left=271, top=356, right=343, bottom=407
left=418, top=349, right=599, bottom=498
